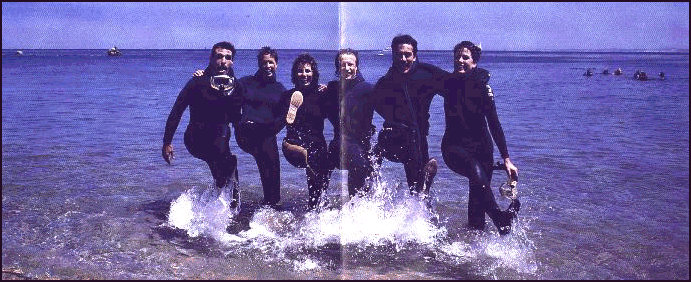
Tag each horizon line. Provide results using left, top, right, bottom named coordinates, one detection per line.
left=3, top=48, right=689, bottom=53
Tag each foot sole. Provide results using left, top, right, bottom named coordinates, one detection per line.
left=286, top=91, right=303, bottom=124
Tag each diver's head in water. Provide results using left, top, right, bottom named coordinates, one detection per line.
left=335, top=48, right=360, bottom=80
left=291, top=53, right=320, bottom=91
left=208, top=41, right=236, bottom=76
left=257, top=46, right=278, bottom=81
left=453, top=41, right=481, bottom=74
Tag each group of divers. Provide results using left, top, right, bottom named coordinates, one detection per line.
left=583, top=67, right=665, bottom=81
left=162, top=35, right=521, bottom=235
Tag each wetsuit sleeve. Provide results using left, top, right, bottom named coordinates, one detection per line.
left=163, top=78, right=194, bottom=145
left=324, top=82, right=339, bottom=130
left=482, top=83, right=510, bottom=159
left=371, top=78, right=387, bottom=119
left=228, top=79, right=245, bottom=124
left=431, top=67, right=451, bottom=98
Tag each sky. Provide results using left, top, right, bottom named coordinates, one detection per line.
left=2, top=2, right=689, bottom=51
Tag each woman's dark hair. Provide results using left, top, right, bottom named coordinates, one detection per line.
left=291, top=53, right=319, bottom=88
left=391, top=34, right=418, bottom=56
left=453, top=41, right=482, bottom=63
left=257, top=46, right=278, bottom=64
left=210, top=41, right=236, bottom=60
left=334, top=48, right=359, bottom=77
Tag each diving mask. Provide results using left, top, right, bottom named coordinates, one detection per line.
left=210, top=75, right=235, bottom=95
left=499, top=174, right=518, bottom=200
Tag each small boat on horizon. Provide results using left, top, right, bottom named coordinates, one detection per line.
left=377, top=46, right=392, bottom=56
left=107, top=46, right=122, bottom=56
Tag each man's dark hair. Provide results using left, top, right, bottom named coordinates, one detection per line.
left=210, top=41, right=236, bottom=60
left=291, top=53, right=320, bottom=88
left=334, top=48, right=359, bottom=77
left=391, top=34, right=418, bottom=56
left=257, top=46, right=278, bottom=64
left=453, top=41, right=482, bottom=63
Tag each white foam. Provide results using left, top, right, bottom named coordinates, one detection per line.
left=167, top=184, right=242, bottom=242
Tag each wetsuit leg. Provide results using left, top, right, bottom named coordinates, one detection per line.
left=235, top=124, right=281, bottom=205
left=344, top=143, right=373, bottom=196
left=255, top=136, right=281, bottom=205
left=283, top=137, right=332, bottom=210
left=305, top=139, right=331, bottom=209
left=184, top=124, right=237, bottom=188
left=442, top=144, right=500, bottom=230
left=403, top=132, right=428, bottom=194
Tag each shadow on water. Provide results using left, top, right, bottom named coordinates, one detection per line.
left=137, top=200, right=170, bottom=221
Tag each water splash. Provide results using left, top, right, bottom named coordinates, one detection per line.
left=167, top=183, right=243, bottom=244
left=165, top=176, right=536, bottom=278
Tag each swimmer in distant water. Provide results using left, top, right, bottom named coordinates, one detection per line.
left=370, top=34, right=448, bottom=197
left=163, top=41, right=242, bottom=207
left=584, top=68, right=593, bottom=76
left=281, top=54, right=333, bottom=210
left=614, top=68, right=623, bottom=75
left=602, top=69, right=610, bottom=75
left=634, top=70, right=648, bottom=81
left=659, top=72, right=665, bottom=80
left=440, top=41, right=520, bottom=235
left=324, top=49, right=376, bottom=197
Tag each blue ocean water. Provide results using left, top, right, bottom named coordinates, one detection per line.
left=2, top=49, right=688, bottom=279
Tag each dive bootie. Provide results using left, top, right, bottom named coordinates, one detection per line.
left=286, top=91, right=303, bottom=124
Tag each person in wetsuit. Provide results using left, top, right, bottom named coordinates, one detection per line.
left=441, top=41, right=519, bottom=235
left=233, top=47, right=287, bottom=207
left=325, top=49, right=376, bottom=197
left=281, top=53, right=332, bottom=210
left=371, top=34, right=448, bottom=196
left=192, top=47, right=288, bottom=208
left=162, top=41, right=242, bottom=206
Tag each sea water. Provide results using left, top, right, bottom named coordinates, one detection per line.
left=2, top=49, right=688, bottom=279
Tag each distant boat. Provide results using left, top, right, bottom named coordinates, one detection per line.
left=14, top=50, right=24, bottom=56
left=107, top=46, right=122, bottom=56
left=377, top=46, right=392, bottom=56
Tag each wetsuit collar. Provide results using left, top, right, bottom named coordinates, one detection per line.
left=254, top=69, right=276, bottom=84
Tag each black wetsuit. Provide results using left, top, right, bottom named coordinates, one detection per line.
left=234, top=71, right=287, bottom=205
left=440, top=68, right=511, bottom=230
left=325, top=73, right=376, bottom=196
left=281, top=85, right=332, bottom=209
left=163, top=67, right=242, bottom=188
left=371, top=61, right=448, bottom=193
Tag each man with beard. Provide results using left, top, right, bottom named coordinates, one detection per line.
left=163, top=41, right=242, bottom=207
left=371, top=34, right=448, bottom=197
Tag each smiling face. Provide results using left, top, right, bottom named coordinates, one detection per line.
left=454, top=47, right=477, bottom=74
left=258, top=54, right=277, bottom=79
left=339, top=53, right=358, bottom=80
left=295, top=63, right=313, bottom=88
left=393, top=43, right=416, bottom=73
left=210, top=48, right=233, bottom=75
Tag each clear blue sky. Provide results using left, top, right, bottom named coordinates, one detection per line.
left=2, top=2, right=689, bottom=51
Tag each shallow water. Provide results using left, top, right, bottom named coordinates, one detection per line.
left=2, top=49, right=689, bottom=279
